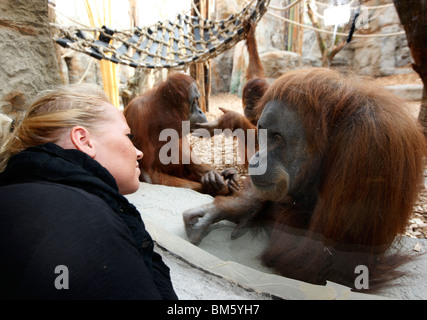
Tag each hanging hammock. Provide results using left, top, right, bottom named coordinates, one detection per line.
left=53, top=0, right=270, bottom=69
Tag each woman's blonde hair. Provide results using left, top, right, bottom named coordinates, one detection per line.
left=0, top=83, right=111, bottom=172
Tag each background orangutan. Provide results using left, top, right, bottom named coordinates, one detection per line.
left=241, top=20, right=269, bottom=124
left=184, top=67, right=427, bottom=290
left=124, top=72, right=239, bottom=196
left=195, top=21, right=269, bottom=166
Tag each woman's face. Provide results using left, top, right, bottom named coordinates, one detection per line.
left=92, top=103, right=143, bottom=195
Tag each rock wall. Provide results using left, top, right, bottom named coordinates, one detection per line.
left=303, top=0, right=413, bottom=77
left=211, top=0, right=414, bottom=95
left=0, top=0, right=61, bottom=121
left=1, top=1, right=411, bottom=105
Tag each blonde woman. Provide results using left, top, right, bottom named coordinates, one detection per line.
left=0, top=84, right=177, bottom=300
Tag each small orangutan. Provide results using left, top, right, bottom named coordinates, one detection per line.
left=195, top=20, right=269, bottom=166
left=241, top=19, right=269, bottom=124
left=124, top=72, right=239, bottom=196
left=184, top=67, right=427, bottom=290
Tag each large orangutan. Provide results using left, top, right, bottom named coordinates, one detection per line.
left=184, top=67, right=427, bottom=290
left=124, top=72, right=239, bottom=196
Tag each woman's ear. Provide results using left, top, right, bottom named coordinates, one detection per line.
left=69, top=126, right=96, bottom=158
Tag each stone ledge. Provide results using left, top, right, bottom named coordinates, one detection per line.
left=385, top=84, right=423, bottom=101
left=126, top=183, right=427, bottom=300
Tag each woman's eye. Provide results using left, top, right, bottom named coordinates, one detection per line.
left=127, top=134, right=134, bottom=141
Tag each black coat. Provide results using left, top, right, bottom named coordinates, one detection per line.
left=0, top=143, right=178, bottom=300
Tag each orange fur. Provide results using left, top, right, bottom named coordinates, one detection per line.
left=244, top=20, right=265, bottom=81
left=242, top=20, right=269, bottom=124
left=216, top=68, right=427, bottom=290
left=124, top=73, right=228, bottom=195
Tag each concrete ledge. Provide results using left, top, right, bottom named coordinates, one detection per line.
left=126, top=183, right=427, bottom=300
left=385, top=84, right=423, bottom=101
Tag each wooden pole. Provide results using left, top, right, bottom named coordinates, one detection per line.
left=204, top=0, right=211, bottom=112
left=84, top=0, right=120, bottom=108
left=190, top=0, right=211, bottom=112
left=128, top=0, right=138, bottom=28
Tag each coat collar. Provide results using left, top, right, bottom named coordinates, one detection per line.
left=0, top=143, right=153, bottom=270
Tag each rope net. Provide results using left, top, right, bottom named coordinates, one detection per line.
left=53, top=0, right=270, bottom=69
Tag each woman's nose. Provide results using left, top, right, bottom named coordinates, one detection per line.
left=135, top=147, right=143, bottom=160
